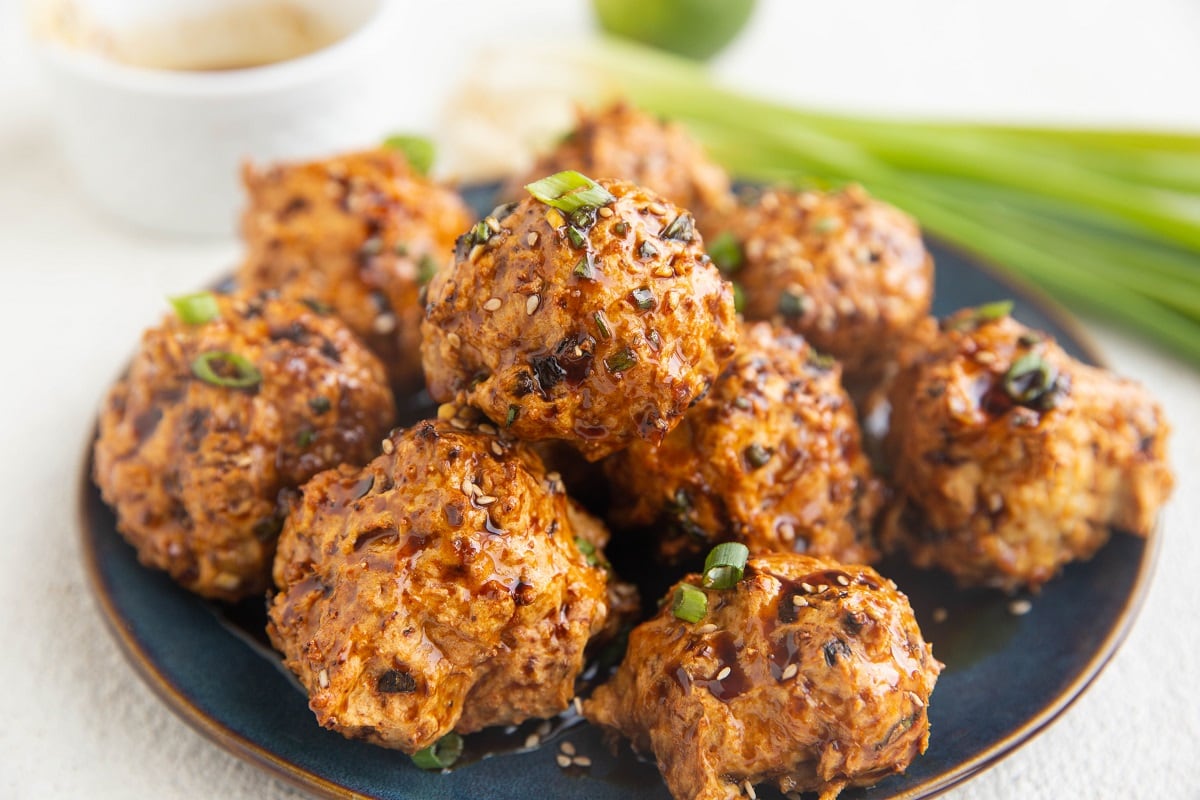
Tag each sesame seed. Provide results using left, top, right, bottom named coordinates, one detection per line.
left=437, top=403, right=458, bottom=421
left=477, top=422, right=497, bottom=435
left=447, top=332, right=462, bottom=348
left=648, top=202, right=667, bottom=215
left=381, top=439, right=395, bottom=454
left=476, top=495, right=498, bottom=505
left=214, top=572, right=240, bottom=591
left=792, top=595, right=808, bottom=607
left=318, top=669, right=329, bottom=688
left=449, top=417, right=469, bottom=430
left=908, top=691, right=925, bottom=708
left=888, top=580, right=898, bottom=590
left=556, top=755, right=571, bottom=768
left=743, top=780, right=757, bottom=799
left=491, top=441, right=503, bottom=456
left=469, top=244, right=484, bottom=262
left=371, top=313, right=397, bottom=334
left=781, top=664, right=799, bottom=680
left=836, top=574, right=850, bottom=586
left=598, top=207, right=614, bottom=218
left=461, top=478, right=476, bottom=495
left=1009, top=599, right=1033, bottom=616
left=932, top=607, right=948, bottom=623
left=716, top=666, right=732, bottom=681
left=526, top=294, right=540, bottom=315
left=524, top=734, right=540, bottom=749
left=654, top=265, right=675, bottom=278
left=486, top=216, right=501, bottom=233
left=526, top=232, right=539, bottom=246
left=560, top=741, right=576, bottom=756
left=573, top=756, right=592, bottom=768
left=801, top=582, right=816, bottom=593
left=573, top=697, right=583, bottom=715
left=696, top=623, right=719, bottom=634
left=547, top=471, right=562, bottom=484
left=817, top=584, right=829, bottom=593
left=538, top=721, right=552, bottom=736
left=483, top=297, right=502, bottom=311
left=778, top=522, right=796, bottom=542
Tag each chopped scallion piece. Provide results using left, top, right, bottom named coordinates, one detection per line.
left=638, top=240, right=658, bottom=259
left=812, top=216, right=840, bottom=234
left=613, top=221, right=630, bottom=236
left=566, top=226, right=588, bottom=249
left=660, top=212, right=695, bottom=242
left=593, top=311, right=612, bottom=339
left=1002, top=352, right=1060, bottom=408
left=574, top=254, right=595, bottom=279
left=418, top=255, right=439, bottom=285
left=191, top=352, right=262, bottom=390
left=949, top=300, right=1013, bottom=331
left=381, top=134, right=434, bottom=176
left=604, top=347, right=637, bottom=373
left=779, top=290, right=807, bottom=317
left=308, top=396, right=331, bottom=415
left=169, top=292, right=219, bottom=325
left=296, top=429, right=316, bottom=448
left=505, top=404, right=520, bottom=427
left=525, top=170, right=615, bottom=214
left=630, top=287, right=656, bottom=311
left=302, top=297, right=333, bottom=315
left=410, top=733, right=463, bottom=770
left=707, top=232, right=743, bottom=274
left=702, top=542, right=750, bottom=589
left=732, top=282, right=745, bottom=314
left=671, top=583, right=708, bottom=622
left=473, top=221, right=492, bottom=244
left=744, top=443, right=772, bottom=470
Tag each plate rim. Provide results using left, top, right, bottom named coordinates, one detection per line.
left=78, top=236, right=1159, bottom=800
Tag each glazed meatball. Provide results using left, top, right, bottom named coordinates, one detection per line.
left=93, top=291, right=395, bottom=601
left=421, top=177, right=739, bottom=460
left=606, top=322, right=881, bottom=564
left=238, top=148, right=472, bottom=392
left=718, top=184, right=933, bottom=395
left=585, top=553, right=940, bottom=800
left=267, top=418, right=612, bottom=752
left=506, top=102, right=734, bottom=234
left=881, top=306, right=1174, bottom=590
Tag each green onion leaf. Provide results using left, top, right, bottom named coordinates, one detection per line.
left=169, top=292, right=219, bottom=325
left=593, top=311, right=612, bottom=339
left=949, top=300, right=1014, bottom=331
left=525, top=170, right=615, bottom=214
left=743, top=443, right=772, bottom=470
left=702, top=542, right=750, bottom=589
left=638, top=240, right=659, bottom=259
left=302, top=297, right=333, bottom=315
left=732, top=282, right=745, bottom=314
left=660, top=212, right=695, bottom=242
left=410, top=733, right=463, bottom=770
left=630, top=287, right=656, bottom=311
left=671, top=583, right=708, bottom=622
left=382, top=134, right=435, bottom=176
left=191, top=352, right=262, bottom=390
left=418, top=255, right=439, bottom=285
left=778, top=290, right=807, bottom=317
left=505, top=404, right=520, bottom=427
left=604, top=347, right=637, bottom=373
left=473, top=221, right=492, bottom=244
left=707, top=232, right=743, bottom=274
left=574, top=254, right=596, bottom=279
left=308, top=396, right=331, bottom=415
left=1002, top=352, right=1060, bottom=409
left=296, top=429, right=316, bottom=448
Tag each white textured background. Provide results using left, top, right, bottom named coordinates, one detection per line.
left=1, top=1, right=1198, bottom=798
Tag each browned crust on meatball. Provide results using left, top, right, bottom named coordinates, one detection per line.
left=238, top=148, right=472, bottom=392
left=606, top=322, right=881, bottom=564
left=881, top=310, right=1173, bottom=590
left=92, top=292, right=395, bottom=601
left=421, top=179, right=739, bottom=460
left=585, top=553, right=940, bottom=800
left=723, top=185, right=933, bottom=395
left=506, top=102, right=734, bottom=235
left=267, top=419, right=611, bottom=752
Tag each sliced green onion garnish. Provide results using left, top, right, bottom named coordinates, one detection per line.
left=296, top=429, right=316, bottom=448
left=630, top=287, right=656, bottom=310
left=743, top=443, right=772, bottom=470
left=191, top=351, right=262, bottom=389
left=779, top=290, right=807, bottom=317
left=302, top=297, right=333, bottom=315
left=410, top=732, right=463, bottom=770
left=418, top=255, right=439, bottom=285
left=707, top=232, right=743, bottom=274
left=671, top=583, right=708, bottom=622
left=660, top=212, right=695, bottom=242
left=811, top=216, right=840, bottom=234
left=566, top=226, right=588, bottom=249
left=604, top=347, right=637, bottom=373
left=574, top=254, right=596, bottom=279
left=169, top=292, right=219, bottom=325
left=949, top=300, right=1013, bottom=331
left=525, top=170, right=615, bottom=214
left=1002, top=352, right=1059, bottom=407
left=505, top=404, right=520, bottom=427
left=473, top=221, right=492, bottom=244
left=702, top=542, right=750, bottom=589
left=309, top=396, right=331, bottom=415
left=732, top=282, right=745, bottom=314
left=382, top=134, right=435, bottom=176
left=638, top=240, right=659, bottom=259
left=593, top=311, right=612, bottom=339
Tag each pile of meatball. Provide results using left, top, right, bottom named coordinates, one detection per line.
left=92, top=102, right=1173, bottom=800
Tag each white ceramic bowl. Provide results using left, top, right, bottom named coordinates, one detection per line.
left=31, top=0, right=401, bottom=236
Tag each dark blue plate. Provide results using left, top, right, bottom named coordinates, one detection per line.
left=80, top=185, right=1158, bottom=800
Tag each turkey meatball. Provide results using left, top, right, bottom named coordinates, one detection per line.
left=585, top=553, right=940, bottom=800
left=881, top=305, right=1173, bottom=590
left=717, top=184, right=933, bottom=396
left=92, top=291, right=396, bottom=601
left=506, top=102, right=734, bottom=234
left=606, top=322, right=881, bottom=564
left=238, top=148, right=472, bottom=392
left=267, top=419, right=612, bottom=752
left=421, top=176, right=739, bottom=460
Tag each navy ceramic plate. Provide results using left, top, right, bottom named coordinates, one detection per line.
left=80, top=186, right=1158, bottom=800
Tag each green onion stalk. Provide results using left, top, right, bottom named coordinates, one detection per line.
left=558, top=38, right=1200, bottom=364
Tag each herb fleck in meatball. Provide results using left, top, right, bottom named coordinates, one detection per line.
left=507, top=102, right=734, bottom=235
left=717, top=185, right=933, bottom=396
left=92, top=291, right=395, bottom=601
left=238, top=148, right=472, bottom=392
left=421, top=175, right=739, bottom=461
left=606, top=322, right=881, bottom=564
left=881, top=305, right=1174, bottom=590
left=267, top=419, right=613, bottom=752
left=586, top=553, right=940, bottom=800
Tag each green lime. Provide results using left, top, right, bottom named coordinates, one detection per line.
left=592, top=0, right=757, bottom=61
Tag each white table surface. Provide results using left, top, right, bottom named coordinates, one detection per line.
left=2, top=1, right=1198, bottom=798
